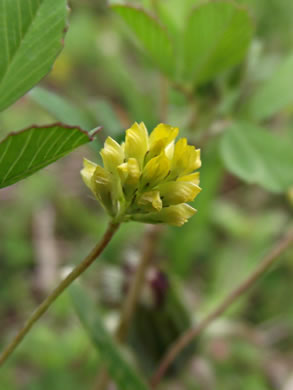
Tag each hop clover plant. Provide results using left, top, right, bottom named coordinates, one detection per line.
left=81, top=122, right=202, bottom=226
left=0, top=122, right=202, bottom=368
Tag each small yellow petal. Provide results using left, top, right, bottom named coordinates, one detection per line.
left=177, top=172, right=200, bottom=185
left=158, top=181, right=201, bottom=205
left=141, top=152, right=170, bottom=189
left=117, top=162, right=128, bottom=183
left=92, top=166, right=115, bottom=215
left=164, top=140, right=175, bottom=160
left=132, top=203, right=196, bottom=226
left=100, top=137, right=124, bottom=174
left=137, top=190, right=162, bottom=212
left=149, top=123, right=178, bottom=145
left=171, top=138, right=201, bottom=177
left=189, top=148, right=201, bottom=171
left=81, top=161, right=116, bottom=215
left=126, top=158, right=140, bottom=184
left=161, top=203, right=197, bottom=226
left=125, top=122, right=149, bottom=168
left=81, top=158, right=97, bottom=190
left=147, top=123, right=178, bottom=161
left=117, top=157, right=140, bottom=197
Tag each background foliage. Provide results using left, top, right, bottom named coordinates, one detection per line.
left=0, top=0, right=293, bottom=389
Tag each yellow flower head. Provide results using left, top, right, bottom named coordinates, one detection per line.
left=81, top=122, right=201, bottom=226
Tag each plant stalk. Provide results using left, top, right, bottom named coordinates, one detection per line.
left=0, top=222, right=120, bottom=367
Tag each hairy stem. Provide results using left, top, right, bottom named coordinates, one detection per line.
left=151, top=229, right=293, bottom=388
left=0, top=222, right=120, bottom=367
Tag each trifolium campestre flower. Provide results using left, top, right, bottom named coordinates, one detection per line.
left=81, top=122, right=201, bottom=226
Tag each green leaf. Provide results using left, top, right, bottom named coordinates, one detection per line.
left=111, top=4, right=174, bottom=76
left=29, top=87, right=123, bottom=144
left=29, top=87, right=105, bottom=151
left=70, top=284, right=149, bottom=390
left=220, top=122, right=293, bottom=192
left=0, top=124, right=100, bottom=189
left=0, top=0, right=67, bottom=111
left=29, top=87, right=95, bottom=131
left=183, top=1, right=253, bottom=84
left=155, top=0, right=198, bottom=37
left=244, top=53, right=293, bottom=121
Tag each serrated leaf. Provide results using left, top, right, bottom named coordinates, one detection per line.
left=244, top=53, right=293, bottom=121
left=70, top=284, right=149, bottom=390
left=0, top=124, right=100, bottom=189
left=0, top=0, right=67, bottom=111
left=220, top=122, right=293, bottom=192
left=111, top=4, right=174, bottom=76
left=183, top=1, right=253, bottom=84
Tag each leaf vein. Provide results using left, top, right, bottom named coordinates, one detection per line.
left=0, top=129, right=34, bottom=184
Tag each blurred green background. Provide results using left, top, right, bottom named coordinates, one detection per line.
left=1, top=0, right=293, bottom=389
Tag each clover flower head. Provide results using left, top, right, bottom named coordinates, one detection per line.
left=81, top=122, right=201, bottom=226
